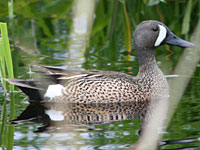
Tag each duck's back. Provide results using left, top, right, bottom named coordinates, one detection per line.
left=60, top=73, right=141, bottom=103
left=39, top=66, right=154, bottom=103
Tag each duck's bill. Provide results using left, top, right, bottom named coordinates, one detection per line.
left=165, top=31, right=195, bottom=48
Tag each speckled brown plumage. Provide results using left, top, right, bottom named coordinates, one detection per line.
left=44, top=63, right=168, bottom=104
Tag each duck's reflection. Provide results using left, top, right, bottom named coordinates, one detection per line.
left=11, top=101, right=199, bottom=149
left=12, top=101, right=147, bottom=132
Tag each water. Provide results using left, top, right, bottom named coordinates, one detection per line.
left=0, top=1, right=200, bottom=149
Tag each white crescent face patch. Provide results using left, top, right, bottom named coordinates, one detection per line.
left=154, top=25, right=167, bottom=47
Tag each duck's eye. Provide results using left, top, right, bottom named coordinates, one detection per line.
left=152, top=26, right=159, bottom=32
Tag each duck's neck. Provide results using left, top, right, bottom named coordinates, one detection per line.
left=136, top=48, right=169, bottom=97
left=136, top=48, right=159, bottom=75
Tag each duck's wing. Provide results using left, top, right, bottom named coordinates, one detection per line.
left=6, top=65, right=137, bottom=102
left=33, top=66, right=139, bottom=103
left=33, top=65, right=136, bottom=81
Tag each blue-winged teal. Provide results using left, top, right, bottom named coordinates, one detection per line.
left=7, top=20, right=194, bottom=104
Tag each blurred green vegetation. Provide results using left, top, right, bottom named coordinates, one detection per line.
left=0, top=0, right=199, bottom=149
left=0, top=0, right=199, bottom=73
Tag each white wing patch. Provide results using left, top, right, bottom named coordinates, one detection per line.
left=44, top=84, right=64, bottom=99
left=154, top=25, right=167, bottom=47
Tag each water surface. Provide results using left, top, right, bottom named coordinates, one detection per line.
left=0, top=0, right=200, bottom=149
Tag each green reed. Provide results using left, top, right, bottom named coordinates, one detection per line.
left=0, top=22, right=15, bottom=150
left=0, top=23, right=14, bottom=91
left=8, top=0, right=14, bottom=20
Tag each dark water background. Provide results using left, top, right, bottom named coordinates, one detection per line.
left=0, top=0, right=200, bottom=149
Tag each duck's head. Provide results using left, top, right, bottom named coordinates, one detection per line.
left=133, top=20, right=194, bottom=50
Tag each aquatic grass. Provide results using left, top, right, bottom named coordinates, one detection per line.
left=0, top=97, right=8, bottom=149
left=122, top=0, right=132, bottom=53
left=122, top=0, right=132, bottom=71
left=0, top=22, right=15, bottom=150
left=0, top=96, right=14, bottom=150
left=107, top=0, right=118, bottom=41
left=66, top=0, right=95, bottom=69
left=8, top=0, right=14, bottom=20
left=0, top=23, right=14, bottom=92
left=181, top=0, right=192, bottom=36
left=0, top=42, right=6, bottom=88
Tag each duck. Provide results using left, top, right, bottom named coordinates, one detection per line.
left=6, top=20, right=194, bottom=105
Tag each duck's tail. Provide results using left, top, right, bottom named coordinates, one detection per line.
left=5, top=65, right=66, bottom=101
left=5, top=78, right=46, bottom=101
